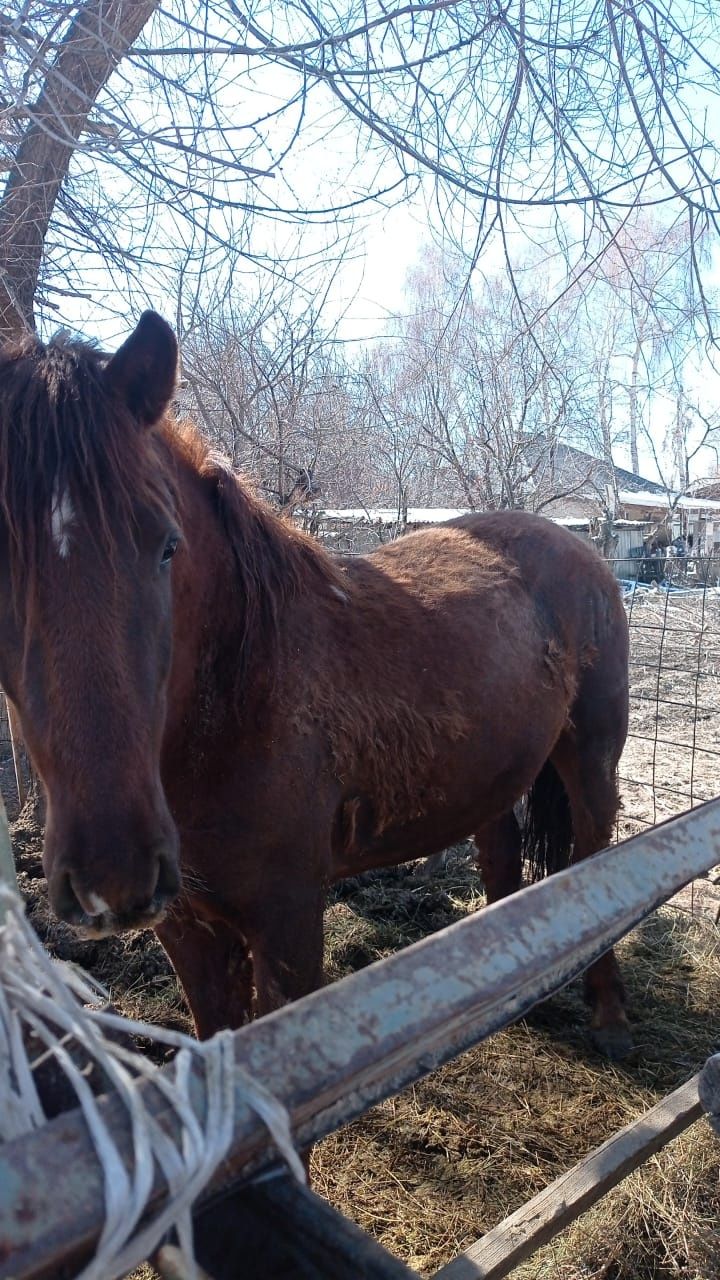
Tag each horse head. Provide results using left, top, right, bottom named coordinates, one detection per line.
left=0, top=313, right=183, bottom=935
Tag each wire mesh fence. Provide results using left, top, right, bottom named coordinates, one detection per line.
left=613, top=557, right=720, bottom=839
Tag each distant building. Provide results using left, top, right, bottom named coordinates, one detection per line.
left=309, top=444, right=720, bottom=567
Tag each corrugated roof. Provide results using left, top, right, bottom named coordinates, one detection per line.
left=618, top=490, right=720, bottom=512
left=319, top=508, right=471, bottom=523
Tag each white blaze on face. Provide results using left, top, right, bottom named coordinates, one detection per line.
left=51, top=484, right=75, bottom=558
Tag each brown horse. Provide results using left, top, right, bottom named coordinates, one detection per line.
left=0, top=314, right=631, bottom=1057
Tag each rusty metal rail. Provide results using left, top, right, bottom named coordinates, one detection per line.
left=2, top=799, right=720, bottom=1278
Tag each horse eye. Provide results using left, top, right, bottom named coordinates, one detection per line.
left=160, top=536, right=179, bottom=567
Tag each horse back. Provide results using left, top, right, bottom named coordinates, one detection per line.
left=446, top=510, right=628, bottom=667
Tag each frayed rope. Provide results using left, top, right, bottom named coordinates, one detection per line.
left=0, top=885, right=304, bottom=1280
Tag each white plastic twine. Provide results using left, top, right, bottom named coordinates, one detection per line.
left=0, top=885, right=305, bottom=1280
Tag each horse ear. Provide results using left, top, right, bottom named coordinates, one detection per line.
left=104, top=312, right=178, bottom=427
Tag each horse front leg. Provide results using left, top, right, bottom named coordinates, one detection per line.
left=243, top=882, right=326, bottom=1179
left=246, top=883, right=326, bottom=1018
left=156, top=902, right=255, bottom=1039
left=474, top=810, right=523, bottom=904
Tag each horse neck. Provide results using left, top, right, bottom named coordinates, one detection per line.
left=164, top=448, right=329, bottom=747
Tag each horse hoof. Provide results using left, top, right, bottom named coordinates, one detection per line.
left=590, top=1024, right=634, bottom=1061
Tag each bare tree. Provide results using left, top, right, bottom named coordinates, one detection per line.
left=356, top=347, right=422, bottom=522
left=585, top=214, right=711, bottom=469
left=2, top=1, right=720, bottom=339
left=180, top=282, right=356, bottom=511
left=662, top=390, right=720, bottom=496
left=364, top=256, right=599, bottom=513
left=169, top=239, right=720, bottom=521
left=0, top=0, right=159, bottom=333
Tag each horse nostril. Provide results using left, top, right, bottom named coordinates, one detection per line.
left=51, top=871, right=86, bottom=925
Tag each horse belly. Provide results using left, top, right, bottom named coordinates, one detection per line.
left=330, top=642, right=571, bottom=878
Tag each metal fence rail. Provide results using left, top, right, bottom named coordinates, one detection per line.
left=2, top=799, right=719, bottom=1279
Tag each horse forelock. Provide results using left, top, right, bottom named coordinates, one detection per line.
left=0, top=333, right=175, bottom=600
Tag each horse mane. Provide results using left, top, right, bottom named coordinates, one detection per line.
left=169, top=420, right=348, bottom=692
left=0, top=331, right=174, bottom=601
left=0, top=330, right=347, bottom=693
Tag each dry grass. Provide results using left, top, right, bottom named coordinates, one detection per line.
left=311, top=858, right=720, bottom=1278
left=23, top=845, right=719, bottom=1278
left=515, top=1126, right=720, bottom=1280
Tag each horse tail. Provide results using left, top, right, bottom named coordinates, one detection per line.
left=521, top=760, right=574, bottom=882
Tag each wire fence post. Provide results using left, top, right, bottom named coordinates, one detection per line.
left=0, top=789, right=17, bottom=921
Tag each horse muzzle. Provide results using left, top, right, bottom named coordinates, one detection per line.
left=46, top=837, right=181, bottom=936
left=73, top=896, right=172, bottom=938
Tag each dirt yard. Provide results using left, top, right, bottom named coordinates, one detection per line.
left=8, top=586, right=720, bottom=1278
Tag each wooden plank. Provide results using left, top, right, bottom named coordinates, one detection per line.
left=2, top=799, right=720, bottom=1279
left=433, top=1074, right=703, bottom=1280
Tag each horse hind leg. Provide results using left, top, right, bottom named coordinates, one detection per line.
left=549, top=732, right=631, bottom=1061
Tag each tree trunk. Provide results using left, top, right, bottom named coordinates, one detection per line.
left=628, top=336, right=642, bottom=475
left=0, top=0, right=159, bottom=339
left=674, top=389, right=690, bottom=491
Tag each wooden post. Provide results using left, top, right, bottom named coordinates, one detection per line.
left=699, top=1054, right=720, bottom=1136
left=5, top=696, right=27, bottom=809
